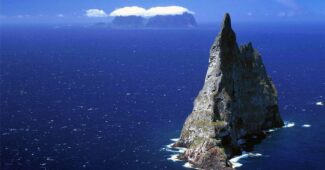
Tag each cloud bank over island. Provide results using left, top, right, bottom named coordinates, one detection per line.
left=85, top=6, right=194, bottom=18
left=110, top=6, right=194, bottom=17
left=85, top=6, right=197, bottom=28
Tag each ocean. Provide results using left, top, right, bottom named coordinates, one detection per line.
left=1, top=23, right=325, bottom=170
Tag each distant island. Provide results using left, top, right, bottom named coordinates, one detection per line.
left=111, top=16, right=145, bottom=28
left=172, top=13, right=284, bottom=169
left=146, top=12, right=196, bottom=28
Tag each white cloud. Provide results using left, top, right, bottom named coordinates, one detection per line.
left=109, top=6, right=193, bottom=17
left=144, top=6, right=194, bottom=17
left=57, top=14, right=64, bottom=17
left=109, top=6, right=146, bottom=17
left=86, top=9, right=107, bottom=17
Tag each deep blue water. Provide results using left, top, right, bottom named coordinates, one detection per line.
left=1, top=23, right=325, bottom=170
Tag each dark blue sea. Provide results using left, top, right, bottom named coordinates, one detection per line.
left=1, top=23, right=325, bottom=170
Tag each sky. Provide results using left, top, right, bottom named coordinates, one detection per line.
left=1, top=0, right=325, bottom=24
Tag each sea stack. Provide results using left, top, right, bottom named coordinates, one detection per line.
left=174, top=13, right=284, bottom=169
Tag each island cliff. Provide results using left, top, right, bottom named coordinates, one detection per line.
left=174, top=13, right=284, bottom=169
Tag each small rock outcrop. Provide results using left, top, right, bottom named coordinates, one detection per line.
left=174, top=13, right=284, bottom=169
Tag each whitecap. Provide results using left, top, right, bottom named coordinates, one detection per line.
left=302, top=124, right=311, bottom=128
left=316, top=101, right=324, bottom=106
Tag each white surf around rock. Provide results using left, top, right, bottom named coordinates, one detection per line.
left=164, top=138, right=191, bottom=166
left=267, top=121, right=295, bottom=132
left=165, top=120, right=295, bottom=169
left=283, top=121, right=295, bottom=128
left=168, top=154, right=181, bottom=162
left=229, top=152, right=263, bottom=168
left=267, top=128, right=278, bottom=132
left=183, top=162, right=199, bottom=169
left=170, top=138, right=180, bottom=142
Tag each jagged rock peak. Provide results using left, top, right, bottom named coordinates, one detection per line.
left=221, top=13, right=232, bottom=31
left=213, top=13, right=237, bottom=65
left=218, top=13, right=236, bottom=41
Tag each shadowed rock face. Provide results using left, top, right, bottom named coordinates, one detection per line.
left=174, top=13, right=284, bottom=169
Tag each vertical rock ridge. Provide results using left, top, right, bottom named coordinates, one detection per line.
left=174, top=13, right=284, bottom=170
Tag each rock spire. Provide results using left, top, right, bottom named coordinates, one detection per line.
left=174, top=13, right=284, bottom=170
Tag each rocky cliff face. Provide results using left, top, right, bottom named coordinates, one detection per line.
left=174, top=13, right=284, bottom=169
